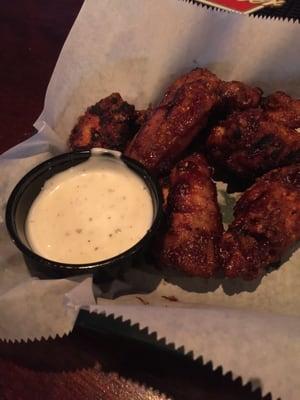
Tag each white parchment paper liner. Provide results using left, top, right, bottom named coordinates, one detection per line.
left=1, top=1, right=299, bottom=398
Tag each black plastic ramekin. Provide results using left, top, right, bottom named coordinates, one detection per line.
left=5, top=149, right=163, bottom=279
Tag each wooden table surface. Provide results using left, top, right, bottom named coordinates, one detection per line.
left=0, top=1, right=276, bottom=399
left=0, top=326, right=268, bottom=400
left=0, top=0, right=84, bottom=153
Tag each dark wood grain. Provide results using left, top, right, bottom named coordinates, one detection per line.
left=0, top=0, right=84, bottom=154
left=0, top=327, right=266, bottom=400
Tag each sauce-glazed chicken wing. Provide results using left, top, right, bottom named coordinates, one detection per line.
left=219, top=81, right=262, bottom=111
left=125, top=69, right=262, bottom=176
left=221, top=164, right=300, bottom=280
left=155, top=154, right=223, bottom=277
left=69, top=93, right=140, bottom=151
left=263, top=91, right=300, bottom=129
left=161, top=68, right=221, bottom=106
left=125, top=69, right=221, bottom=176
left=207, top=108, right=300, bottom=180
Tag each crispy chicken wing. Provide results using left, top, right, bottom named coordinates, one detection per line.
left=207, top=108, right=300, bottom=180
left=221, top=164, right=300, bottom=280
left=263, top=91, right=300, bottom=129
left=155, top=154, right=223, bottom=277
left=69, top=93, right=140, bottom=151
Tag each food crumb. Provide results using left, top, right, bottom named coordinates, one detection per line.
left=162, top=295, right=178, bottom=302
left=136, top=296, right=149, bottom=305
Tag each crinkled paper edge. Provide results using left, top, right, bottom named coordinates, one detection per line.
left=179, top=0, right=300, bottom=22
left=82, top=307, right=275, bottom=399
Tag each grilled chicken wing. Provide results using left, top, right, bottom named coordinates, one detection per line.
left=221, top=164, right=300, bottom=280
left=155, top=153, right=223, bottom=277
left=69, top=93, right=140, bottom=151
left=263, top=91, right=300, bottom=129
left=207, top=108, right=300, bottom=180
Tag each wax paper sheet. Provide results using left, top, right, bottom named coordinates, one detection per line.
left=1, top=0, right=300, bottom=398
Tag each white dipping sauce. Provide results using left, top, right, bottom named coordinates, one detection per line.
left=26, top=154, right=153, bottom=264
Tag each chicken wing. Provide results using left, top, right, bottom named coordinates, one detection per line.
left=155, top=153, right=223, bottom=277
left=125, top=69, right=262, bottom=175
left=161, top=68, right=221, bottom=106
left=207, top=108, right=300, bottom=180
left=162, top=72, right=262, bottom=111
left=219, top=81, right=262, bottom=111
left=221, top=163, right=300, bottom=280
left=263, top=91, right=300, bottom=129
left=125, top=69, right=221, bottom=176
left=69, top=93, right=140, bottom=151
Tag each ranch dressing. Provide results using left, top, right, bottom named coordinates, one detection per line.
left=26, top=154, right=153, bottom=264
